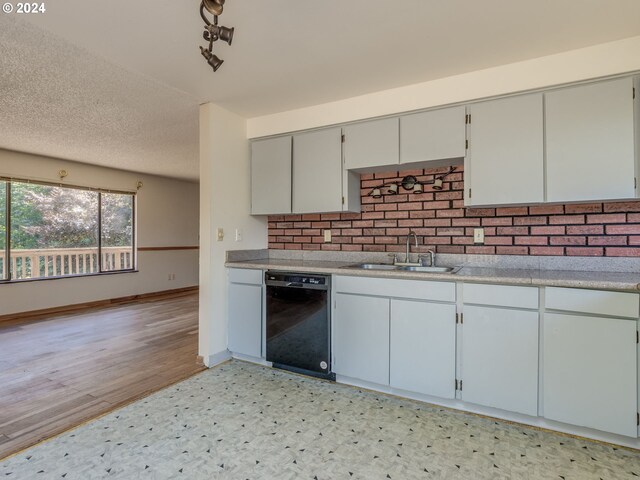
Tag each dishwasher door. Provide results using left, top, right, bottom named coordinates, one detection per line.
left=265, top=272, right=333, bottom=379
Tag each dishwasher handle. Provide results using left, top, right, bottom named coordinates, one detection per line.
left=265, top=279, right=330, bottom=291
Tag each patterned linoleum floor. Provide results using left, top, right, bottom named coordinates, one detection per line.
left=2, top=361, right=640, bottom=479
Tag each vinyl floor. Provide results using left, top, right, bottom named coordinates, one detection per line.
left=2, top=360, right=639, bottom=479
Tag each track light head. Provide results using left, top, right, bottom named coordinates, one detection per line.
left=218, top=25, right=234, bottom=45
left=205, top=24, right=234, bottom=45
left=208, top=54, right=224, bottom=72
left=202, top=0, right=224, bottom=16
left=200, top=46, right=224, bottom=72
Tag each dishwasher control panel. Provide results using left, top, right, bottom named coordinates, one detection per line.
left=266, top=272, right=329, bottom=286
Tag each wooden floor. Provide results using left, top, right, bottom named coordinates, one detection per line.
left=0, top=291, right=204, bottom=460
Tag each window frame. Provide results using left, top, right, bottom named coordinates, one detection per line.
left=1, top=180, right=8, bottom=282
left=0, top=177, right=137, bottom=283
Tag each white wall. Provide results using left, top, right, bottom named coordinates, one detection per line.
left=0, top=149, right=199, bottom=315
left=247, top=35, right=640, bottom=138
left=199, top=103, right=267, bottom=367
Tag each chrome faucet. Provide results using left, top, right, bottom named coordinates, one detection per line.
left=405, top=230, right=418, bottom=264
left=418, top=249, right=436, bottom=266
left=425, top=249, right=436, bottom=267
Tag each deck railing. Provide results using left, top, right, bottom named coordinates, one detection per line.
left=0, top=247, right=133, bottom=280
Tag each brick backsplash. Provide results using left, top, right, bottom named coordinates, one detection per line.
left=268, top=166, right=640, bottom=257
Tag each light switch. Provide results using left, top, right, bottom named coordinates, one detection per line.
left=217, top=228, right=224, bottom=241
left=473, top=228, right=485, bottom=244
left=324, top=230, right=332, bottom=243
left=235, top=228, right=242, bottom=242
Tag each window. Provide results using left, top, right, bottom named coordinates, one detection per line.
left=101, top=193, right=134, bottom=272
left=0, top=179, right=135, bottom=282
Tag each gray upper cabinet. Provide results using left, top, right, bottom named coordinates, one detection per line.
left=293, top=128, right=343, bottom=214
left=343, top=118, right=399, bottom=170
left=400, top=106, right=466, bottom=164
left=251, top=136, right=292, bottom=215
left=252, top=76, right=638, bottom=214
left=465, top=94, right=544, bottom=206
left=545, top=77, right=636, bottom=203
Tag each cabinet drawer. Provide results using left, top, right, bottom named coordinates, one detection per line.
left=228, top=268, right=263, bottom=285
left=545, top=287, right=639, bottom=318
left=335, top=276, right=455, bottom=303
left=463, top=283, right=538, bottom=309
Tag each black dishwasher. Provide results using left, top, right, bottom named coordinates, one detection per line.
left=265, top=271, right=334, bottom=380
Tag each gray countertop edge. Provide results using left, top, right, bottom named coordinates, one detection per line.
left=225, top=260, right=640, bottom=293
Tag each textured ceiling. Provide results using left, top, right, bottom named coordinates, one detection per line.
left=20, top=0, right=640, bottom=117
left=2, top=1, right=640, bottom=180
left=0, top=17, right=199, bottom=180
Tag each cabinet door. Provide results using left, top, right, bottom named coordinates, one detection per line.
left=293, top=128, right=343, bottom=213
left=251, top=136, right=292, bottom=215
left=343, top=118, right=399, bottom=170
left=545, top=78, right=635, bottom=203
left=543, top=313, right=637, bottom=437
left=400, top=106, right=466, bottom=164
left=390, top=299, right=456, bottom=399
left=333, top=293, right=390, bottom=385
left=228, top=283, right=262, bottom=358
left=462, top=305, right=539, bottom=416
left=465, top=94, right=544, bottom=206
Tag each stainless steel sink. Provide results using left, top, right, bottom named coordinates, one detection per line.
left=401, top=266, right=457, bottom=273
left=350, top=263, right=400, bottom=270
left=345, top=263, right=460, bottom=274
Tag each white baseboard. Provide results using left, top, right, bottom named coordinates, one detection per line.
left=231, top=352, right=272, bottom=367
left=205, top=350, right=232, bottom=368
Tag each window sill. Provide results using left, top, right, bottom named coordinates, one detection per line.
left=0, top=269, right=139, bottom=285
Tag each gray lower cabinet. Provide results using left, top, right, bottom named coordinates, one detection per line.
left=389, top=299, right=456, bottom=399
left=228, top=269, right=263, bottom=358
left=333, top=293, right=390, bottom=385
left=543, top=313, right=637, bottom=437
left=461, top=305, right=539, bottom=416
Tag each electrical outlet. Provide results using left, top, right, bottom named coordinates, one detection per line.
left=473, top=228, right=485, bottom=244
left=168, top=273, right=175, bottom=281
left=217, top=228, right=224, bottom=241
left=324, top=230, right=332, bottom=243
left=235, top=228, right=242, bottom=242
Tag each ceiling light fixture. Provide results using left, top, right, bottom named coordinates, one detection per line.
left=368, top=167, right=457, bottom=198
left=199, top=0, right=234, bottom=73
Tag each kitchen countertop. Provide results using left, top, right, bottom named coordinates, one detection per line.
left=225, top=258, right=640, bottom=292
